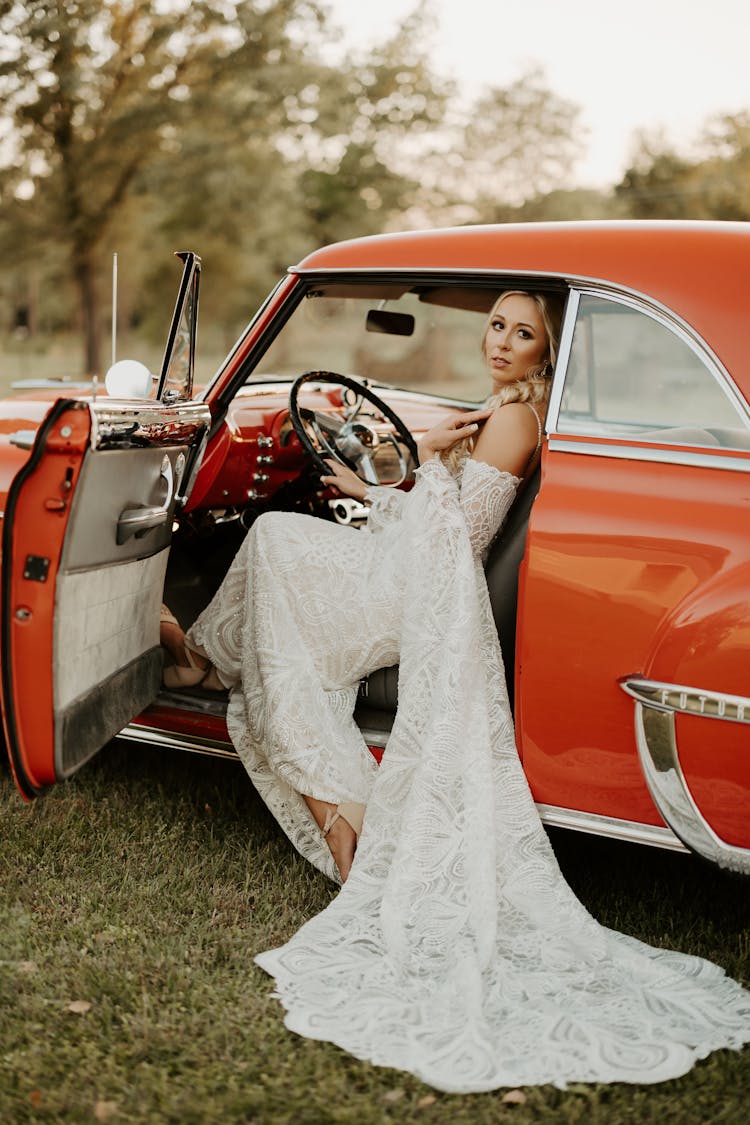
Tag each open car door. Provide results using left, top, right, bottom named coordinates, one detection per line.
left=1, top=253, right=211, bottom=798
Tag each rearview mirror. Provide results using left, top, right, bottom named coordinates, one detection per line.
left=366, top=309, right=415, bottom=337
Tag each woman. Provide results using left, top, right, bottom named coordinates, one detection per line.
left=162, top=290, right=555, bottom=879
left=161, top=291, right=750, bottom=1092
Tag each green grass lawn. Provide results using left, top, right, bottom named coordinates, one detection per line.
left=1, top=741, right=748, bottom=1124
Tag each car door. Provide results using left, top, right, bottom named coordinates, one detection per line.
left=517, top=287, right=750, bottom=870
left=1, top=253, right=211, bottom=798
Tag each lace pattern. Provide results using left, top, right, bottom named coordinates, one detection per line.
left=189, top=457, right=750, bottom=1091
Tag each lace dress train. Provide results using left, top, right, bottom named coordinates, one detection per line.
left=187, top=457, right=750, bottom=1092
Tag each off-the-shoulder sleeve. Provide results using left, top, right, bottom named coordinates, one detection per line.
left=363, top=484, right=409, bottom=533
left=365, top=457, right=518, bottom=558
left=458, top=459, right=520, bottom=560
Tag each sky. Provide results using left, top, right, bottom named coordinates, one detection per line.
left=326, top=0, right=750, bottom=188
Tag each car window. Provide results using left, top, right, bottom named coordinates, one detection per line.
left=558, top=294, right=750, bottom=450
left=251, top=286, right=503, bottom=403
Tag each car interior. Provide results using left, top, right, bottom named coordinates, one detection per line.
left=158, top=279, right=567, bottom=737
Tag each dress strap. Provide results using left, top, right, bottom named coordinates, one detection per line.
left=523, top=400, right=543, bottom=454
left=520, top=401, right=543, bottom=478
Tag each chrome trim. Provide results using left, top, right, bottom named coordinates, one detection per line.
left=358, top=727, right=389, bottom=749
left=329, top=497, right=370, bottom=525
left=117, top=724, right=239, bottom=761
left=89, top=401, right=211, bottom=451
left=619, top=677, right=750, bottom=875
left=547, top=284, right=750, bottom=436
left=118, top=720, right=390, bottom=755
left=622, top=677, right=750, bottom=726
left=544, top=290, right=579, bottom=431
left=536, top=803, right=687, bottom=852
left=289, top=265, right=572, bottom=280
left=547, top=436, right=750, bottom=472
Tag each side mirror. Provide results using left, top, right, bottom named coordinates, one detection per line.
left=104, top=359, right=154, bottom=399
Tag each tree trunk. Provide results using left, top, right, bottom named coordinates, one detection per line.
left=73, top=248, right=101, bottom=375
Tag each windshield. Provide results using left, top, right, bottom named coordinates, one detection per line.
left=249, top=282, right=510, bottom=403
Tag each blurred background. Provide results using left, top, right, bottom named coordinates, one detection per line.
left=0, top=0, right=748, bottom=392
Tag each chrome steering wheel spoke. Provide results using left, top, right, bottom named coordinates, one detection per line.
left=289, top=370, right=419, bottom=487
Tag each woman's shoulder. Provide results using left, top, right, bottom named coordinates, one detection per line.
left=483, top=399, right=541, bottom=434
left=471, top=399, right=542, bottom=477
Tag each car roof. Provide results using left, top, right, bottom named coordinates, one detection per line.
left=294, top=221, right=750, bottom=396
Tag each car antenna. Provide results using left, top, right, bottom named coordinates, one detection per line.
left=94, top=250, right=118, bottom=402
left=112, top=250, right=118, bottom=368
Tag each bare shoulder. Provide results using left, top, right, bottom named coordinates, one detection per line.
left=471, top=401, right=540, bottom=476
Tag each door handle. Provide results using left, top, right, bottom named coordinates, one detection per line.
left=116, top=504, right=169, bottom=544
left=116, top=453, right=176, bottom=544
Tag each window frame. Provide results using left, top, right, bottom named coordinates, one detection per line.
left=546, top=286, right=750, bottom=465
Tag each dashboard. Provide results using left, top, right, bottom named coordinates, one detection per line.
left=184, top=380, right=463, bottom=515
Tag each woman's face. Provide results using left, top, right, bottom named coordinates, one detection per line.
left=483, top=294, right=549, bottom=394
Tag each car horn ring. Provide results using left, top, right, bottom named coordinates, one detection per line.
left=288, top=370, right=419, bottom=484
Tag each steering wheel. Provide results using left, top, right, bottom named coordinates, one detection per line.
left=289, top=371, right=419, bottom=487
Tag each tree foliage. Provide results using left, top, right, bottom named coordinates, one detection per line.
left=0, top=0, right=330, bottom=370
left=616, top=113, right=750, bottom=221
left=0, top=0, right=641, bottom=375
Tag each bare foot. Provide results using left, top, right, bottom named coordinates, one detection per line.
left=303, top=795, right=357, bottom=882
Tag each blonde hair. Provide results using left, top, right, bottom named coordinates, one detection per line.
left=446, top=289, right=565, bottom=470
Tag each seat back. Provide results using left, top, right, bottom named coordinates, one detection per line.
left=357, top=461, right=542, bottom=719
left=483, top=461, right=541, bottom=709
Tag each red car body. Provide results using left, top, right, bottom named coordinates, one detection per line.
left=2, top=222, right=749, bottom=874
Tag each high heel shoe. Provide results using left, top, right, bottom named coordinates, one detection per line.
left=322, top=802, right=366, bottom=840
left=161, top=604, right=210, bottom=689
left=162, top=646, right=207, bottom=689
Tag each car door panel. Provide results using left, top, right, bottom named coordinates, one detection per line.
left=2, top=397, right=210, bottom=797
left=517, top=442, right=750, bottom=848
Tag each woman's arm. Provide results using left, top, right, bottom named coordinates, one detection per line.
left=319, top=459, right=369, bottom=501
left=417, top=408, right=493, bottom=464
left=320, top=405, right=495, bottom=500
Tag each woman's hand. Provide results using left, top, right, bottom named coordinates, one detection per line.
left=320, top=458, right=368, bottom=502
left=417, top=409, right=494, bottom=464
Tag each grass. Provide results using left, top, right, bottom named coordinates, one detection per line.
left=0, top=741, right=748, bottom=1124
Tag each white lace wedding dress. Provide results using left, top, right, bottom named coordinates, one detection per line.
left=187, top=456, right=750, bottom=1093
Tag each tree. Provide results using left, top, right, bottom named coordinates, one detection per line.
left=288, top=1, right=450, bottom=245
left=0, top=0, right=326, bottom=372
left=403, top=66, right=584, bottom=226
left=616, top=114, right=750, bottom=220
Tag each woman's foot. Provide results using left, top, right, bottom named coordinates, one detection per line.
left=303, top=795, right=363, bottom=882
left=160, top=605, right=224, bottom=689
left=160, top=606, right=209, bottom=671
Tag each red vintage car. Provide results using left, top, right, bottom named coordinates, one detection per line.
left=2, top=222, right=749, bottom=875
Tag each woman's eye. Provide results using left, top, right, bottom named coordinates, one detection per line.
left=518, top=329, right=532, bottom=340
left=491, top=320, right=504, bottom=331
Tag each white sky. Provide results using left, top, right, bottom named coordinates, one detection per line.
left=326, top=0, right=750, bottom=187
